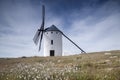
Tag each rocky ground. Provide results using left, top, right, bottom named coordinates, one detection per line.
left=0, top=50, right=120, bottom=80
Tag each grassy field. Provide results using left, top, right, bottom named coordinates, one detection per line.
left=0, top=50, right=120, bottom=80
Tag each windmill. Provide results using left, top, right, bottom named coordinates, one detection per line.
left=33, top=5, right=86, bottom=56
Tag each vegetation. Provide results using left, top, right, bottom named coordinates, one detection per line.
left=0, top=50, right=120, bottom=80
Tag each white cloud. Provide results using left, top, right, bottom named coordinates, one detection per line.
left=66, top=13, right=120, bottom=53
left=0, top=1, right=64, bottom=57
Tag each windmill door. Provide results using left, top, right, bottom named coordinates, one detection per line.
left=50, top=50, right=54, bottom=56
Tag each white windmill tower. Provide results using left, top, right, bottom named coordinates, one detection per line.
left=33, top=5, right=86, bottom=57
left=44, top=25, right=62, bottom=56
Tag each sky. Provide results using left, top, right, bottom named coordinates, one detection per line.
left=0, top=0, right=120, bottom=57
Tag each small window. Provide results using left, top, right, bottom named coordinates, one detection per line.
left=51, top=40, right=53, bottom=45
left=56, top=32, right=58, bottom=34
left=51, top=32, right=53, bottom=34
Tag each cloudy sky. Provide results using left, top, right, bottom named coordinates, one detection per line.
left=0, top=0, right=120, bottom=57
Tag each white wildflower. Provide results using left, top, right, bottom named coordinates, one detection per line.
left=104, top=53, right=111, bottom=55
left=34, top=78, right=37, bottom=80
left=110, top=56, right=118, bottom=58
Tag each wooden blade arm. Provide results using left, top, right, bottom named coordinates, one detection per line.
left=61, top=32, right=86, bottom=53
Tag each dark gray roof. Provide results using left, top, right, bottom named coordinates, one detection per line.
left=45, top=25, right=61, bottom=31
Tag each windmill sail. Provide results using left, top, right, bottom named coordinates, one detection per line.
left=40, top=5, right=45, bottom=30
left=39, top=31, right=44, bottom=51
left=33, top=30, right=41, bottom=45
left=61, top=32, right=86, bottom=53
left=38, top=5, right=45, bottom=51
left=33, top=5, right=45, bottom=51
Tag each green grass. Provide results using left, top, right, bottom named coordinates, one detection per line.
left=0, top=50, right=120, bottom=80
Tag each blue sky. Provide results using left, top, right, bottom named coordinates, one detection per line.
left=0, top=0, right=120, bottom=57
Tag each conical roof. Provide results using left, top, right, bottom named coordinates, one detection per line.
left=45, top=25, right=61, bottom=31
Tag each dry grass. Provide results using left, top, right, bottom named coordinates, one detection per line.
left=0, top=50, right=120, bottom=80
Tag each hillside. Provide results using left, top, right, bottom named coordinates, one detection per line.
left=0, top=50, right=120, bottom=80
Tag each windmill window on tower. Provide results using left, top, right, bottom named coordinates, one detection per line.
left=51, top=40, right=53, bottom=45
left=51, top=32, right=53, bottom=34
left=56, top=32, right=58, bottom=34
